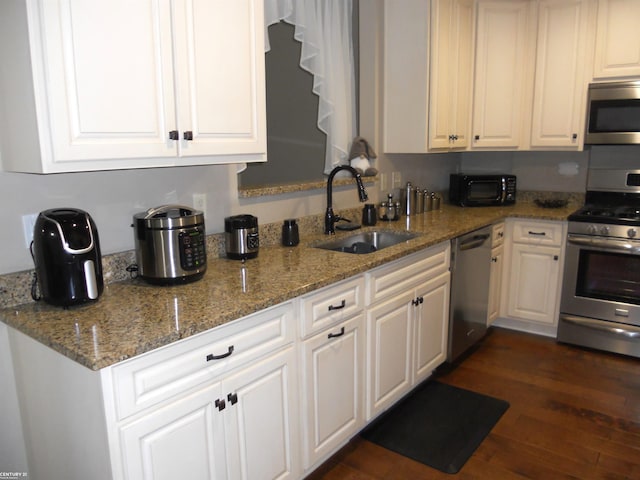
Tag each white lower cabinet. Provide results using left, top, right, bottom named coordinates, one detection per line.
left=119, top=381, right=225, bottom=480
left=366, top=292, right=414, bottom=420
left=110, top=302, right=301, bottom=480
left=365, top=271, right=450, bottom=421
left=498, top=219, right=566, bottom=335
left=413, top=272, right=451, bottom=381
left=8, top=301, right=299, bottom=480
left=506, top=243, right=562, bottom=325
left=299, top=314, right=365, bottom=469
left=119, top=347, right=299, bottom=480
left=364, top=243, right=451, bottom=421
left=297, top=276, right=366, bottom=470
left=487, top=222, right=505, bottom=325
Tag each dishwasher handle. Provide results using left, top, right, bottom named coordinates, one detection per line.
left=459, top=233, right=490, bottom=251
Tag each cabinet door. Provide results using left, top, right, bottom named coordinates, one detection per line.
left=593, top=0, right=640, bottom=79
left=365, top=293, right=413, bottom=421
left=119, top=382, right=226, bottom=480
left=530, top=0, right=590, bottom=149
left=172, top=0, right=266, bottom=161
left=413, top=272, right=450, bottom=383
left=222, top=347, right=300, bottom=480
left=487, top=244, right=504, bottom=325
left=36, top=0, right=177, bottom=169
left=382, top=0, right=430, bottom=153
left=300, top=314, right=364, bottom=469
left=472, top=0, right=535, bottom=149
left=429, top=0, right=474, bottom=150
left=506, top=243, right=562, bottom=325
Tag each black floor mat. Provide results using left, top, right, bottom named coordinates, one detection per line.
left=360, top=380, right=509, bottom=474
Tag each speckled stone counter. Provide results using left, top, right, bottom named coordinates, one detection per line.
left=0, top=201, right=578, bottom=371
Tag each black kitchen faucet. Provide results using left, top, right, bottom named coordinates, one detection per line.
left=324, top=165, right=369, bottom=234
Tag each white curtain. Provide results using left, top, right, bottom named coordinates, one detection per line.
left=265, top=0, right=356, bottom=175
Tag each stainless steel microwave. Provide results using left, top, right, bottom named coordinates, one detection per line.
left=449, top=174, right=516, bottom=207
left=585, top=81, right=640, bottom=145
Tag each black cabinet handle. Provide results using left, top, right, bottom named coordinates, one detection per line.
left=215, top=399, right=226, bottom=411
left=328, top=300, right=346, bottom=311
left=528, top=231, right=546, bottom=236
left=206, top=346, right=234, bottom=362
left=169, top=130, right=179, bottom=141
left=184, top=131, right=193, bottom=141
left=474, top=135, right=480, bottom=141
left=572, top=133, right=578, bottom=140
left=554, top=255, right=559, bottom=261
left=491, top=257, right=498, bottom=262
left=412, top=296, right=424, bottom=306
left=227, top=393, right=238, bottom=405
left=328, top=327, right=345, bottom=339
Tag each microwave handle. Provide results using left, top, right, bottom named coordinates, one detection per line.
left=500, top=177, right=507, bottom=203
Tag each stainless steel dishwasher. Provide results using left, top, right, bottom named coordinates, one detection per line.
left=448, top=225, right=493, bottom=362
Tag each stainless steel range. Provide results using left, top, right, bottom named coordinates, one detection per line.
left=559, top=168, right=640, bottom=358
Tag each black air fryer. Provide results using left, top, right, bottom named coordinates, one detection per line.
left=32, top=208, right=104, bottom=307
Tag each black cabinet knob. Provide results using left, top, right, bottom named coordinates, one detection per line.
left=184, top=131, right=194, bottom=141
left=169, top=130, right=179, bottom=141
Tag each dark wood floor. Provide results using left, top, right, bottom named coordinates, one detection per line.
left=308, top=327, right=640, bottom=480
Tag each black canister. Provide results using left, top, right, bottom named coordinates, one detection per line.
left=362, top=204, right=377, bottom=226
left=282, top=219, right=300, bottom=246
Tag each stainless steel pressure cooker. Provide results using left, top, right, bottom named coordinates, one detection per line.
left=133, top=205, right=206, bottom=284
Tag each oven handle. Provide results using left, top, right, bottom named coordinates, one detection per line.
left=567, top=234, right=640, bottom=253
left=560, top=314, right=640, bottom=338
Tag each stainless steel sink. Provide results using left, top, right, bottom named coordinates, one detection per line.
left=313, top=230, right=419, bottom=254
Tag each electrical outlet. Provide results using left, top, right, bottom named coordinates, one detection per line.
left=22, top=213, right=38, bottom=249
left=192, top=193, right=207, bottom=217
left=379, top=173, right=388, bottom=191
left=392, top=171, right=402, bottom=189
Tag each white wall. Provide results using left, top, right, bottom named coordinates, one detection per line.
left=460, top=150, right=590, bottom=192
left=0, top=160, right=398, bottom=275
left=0, top=164, right=229, bottom=275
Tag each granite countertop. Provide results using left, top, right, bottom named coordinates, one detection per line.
left=0, top=201, right=577, bottom=371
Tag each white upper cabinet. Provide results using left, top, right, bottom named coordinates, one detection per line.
left=593, top=0, right=640, bottom=79
left=471, top=0, right=537, bottom=149
left=382, top=0, right=430, bottom=153
left=529, top=0, right=591, bottom=149
left=0, top=0, right=266, bottom=173
left=429, top=0, right=475, bottom=150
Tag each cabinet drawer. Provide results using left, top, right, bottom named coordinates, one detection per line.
left=365, top=241, right=450, bottom=305
left=299, top=276, right=365, bottom=338
left=492, top=222, right=505, bottom=248
left=510, top=220, right=565, bottom=247
left=110, top=302, right=293, bottom=420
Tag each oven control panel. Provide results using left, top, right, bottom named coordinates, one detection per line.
left=571, top=222, right=640, bottom=239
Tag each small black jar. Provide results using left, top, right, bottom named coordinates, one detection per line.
left=282, top=219, right=300, bottom=246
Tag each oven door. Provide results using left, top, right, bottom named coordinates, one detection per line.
left=561, top=234, right=640, bottom=325
left=465, top=179, right=504, bottom=205
left=559, top=234, right=640, bottom=356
